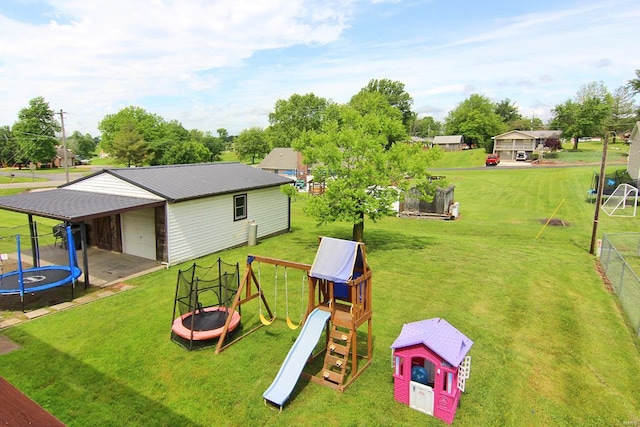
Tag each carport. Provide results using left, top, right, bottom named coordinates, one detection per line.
left=0, top=189, right=165, bottom=287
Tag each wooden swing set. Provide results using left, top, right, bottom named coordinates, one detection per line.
left=215, top=238, right=373, bottom=392
left=214, top=255, right=309, bottom=354
left=256, top=261, right=306, bottom=329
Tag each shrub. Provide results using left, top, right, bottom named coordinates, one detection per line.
left=545, top=138, right=562, bottom=151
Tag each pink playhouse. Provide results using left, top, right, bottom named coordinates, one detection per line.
left=390, top=318, right=473, bottom=424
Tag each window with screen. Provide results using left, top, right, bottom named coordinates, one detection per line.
left=234, top=194, right=247, bottom=221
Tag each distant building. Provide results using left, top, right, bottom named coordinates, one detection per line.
left=628, top=122, right=640, bottom=182
left=0, top=163, right=292, bottom=266
left=493, top=130, right=562, bottom=160
left=432, top=135, right=465, bottom=151
left=52, top=146, right=76, bottom=168
left=257, top=147, right=309, bottom=181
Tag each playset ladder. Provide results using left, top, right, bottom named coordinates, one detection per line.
left=322, top=325, right=353, bottom=386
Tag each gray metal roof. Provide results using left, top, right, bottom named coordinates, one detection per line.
left=494, top=130, right=562, bottom=139
left=0, top=163, right=292, bottom=223
left=0, top=189, right=164, bottom=222
left=433, top=135, right=463, bottom=144
left=66, top=162, right=292, bottom=202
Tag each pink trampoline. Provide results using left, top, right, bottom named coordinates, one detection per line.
left=172, top=306, right=241, bottom=341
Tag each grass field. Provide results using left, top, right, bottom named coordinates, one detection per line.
left=429, top=140, right=629, bottom=169
left=0, top=175, right=48, bottom=184
left=0, top=154, right=639, bottom=426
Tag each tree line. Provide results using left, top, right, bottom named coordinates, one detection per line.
left=1, top=73, right=638, bottom=241
left=0, top=99, right=231, bottom=168
left=2, top=71, right=638, bottom=168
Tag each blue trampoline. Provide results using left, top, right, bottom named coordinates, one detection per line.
left=0, top=226, right=82, bottom=311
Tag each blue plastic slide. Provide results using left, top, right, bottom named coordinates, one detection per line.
left=263, top=308, right=331, bottom=409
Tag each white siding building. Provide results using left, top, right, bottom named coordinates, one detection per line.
left=628, top=122, right=640, bottom=181
left=0, top=163, right=293, bottom=266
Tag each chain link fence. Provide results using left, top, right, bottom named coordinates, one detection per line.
left=600, top=233, right=640, bottom=336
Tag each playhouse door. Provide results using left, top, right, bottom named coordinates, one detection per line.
left=410, top=381, right=434, bottom=416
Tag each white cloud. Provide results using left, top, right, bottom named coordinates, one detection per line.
left=0, top=0, right=638, bottom=135
left=0, top=0, right=354, bottom=130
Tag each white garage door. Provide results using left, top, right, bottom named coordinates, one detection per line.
left=122, top=209, right=156, bottom=260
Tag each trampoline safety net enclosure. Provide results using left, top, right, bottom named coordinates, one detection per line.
left=171, top=258, right=241, bottom=350
left=0, top=225, right=82, bottom=311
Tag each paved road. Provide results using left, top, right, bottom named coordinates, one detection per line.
left=0, top=166, right=101, bottom=189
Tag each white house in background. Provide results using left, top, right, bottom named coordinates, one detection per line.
left=0, top=163, right=293, bottom=266
left=628, top=122, right=640, bottom=181
left=493, top=130, right=562, bottom=160
left=432, top=135, right=465, bottom=151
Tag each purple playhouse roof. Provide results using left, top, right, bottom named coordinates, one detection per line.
left=390, top=318, right=473, bottom=367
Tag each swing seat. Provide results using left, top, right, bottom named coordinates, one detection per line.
left=286, top=316, right=300, bottom=330
left=260, top=312, right=275, bottom=326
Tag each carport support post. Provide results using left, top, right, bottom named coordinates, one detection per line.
left=28, top=215, right=39, bottom=268
left=79, top=223, right=90, bottom=288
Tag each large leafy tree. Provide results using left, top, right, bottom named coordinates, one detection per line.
left=0, top=126, right=19, bottom=167
left=550, top=81, right=612, bottom=149
left=234, top=127, right=270, bottom=164
left=148, top=120, right=189, bottom=165
left=267, top=93, right=331, bottom=147
left=413, top=116, right=442, bottom=138
left=216, top=128, right=231, bottom=150
left=359, top=78, right=415, bottom=131
left=494, top=98, right=522, bottom=124
left=629, top=69, right=640, bottom=95
left=609, top=85, right=637, bottom=140
left=67, top=131, right=98, bottom=159
left=111, top=120, right=149, bottom=167
left=444, top=94, right=506, bottom=152
left=508, top=117, right=545, bottom=131
left=98, top=106, right=164, bottom=155
left=160, top=141, right=210, bottom=165
left=12, top=96, right=60, bottom=166
left=349, top=90, right=407, bottom=147
left=190, top=130, right=226, bottom=161
left=293, top=99, right=440, bottom=242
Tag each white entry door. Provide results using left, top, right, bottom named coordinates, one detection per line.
left=410, top=381, right=434, bottom=416
left=122, top=209, right=156, bottom=260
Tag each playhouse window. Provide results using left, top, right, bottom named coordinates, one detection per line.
left=233, top=194, right=247, bottom=221
left=443, top=371, right=453, bottom=394
left=394, top=356, right=403, bottom=377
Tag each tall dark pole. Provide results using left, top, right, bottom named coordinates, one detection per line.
left=58, top=109, right=69, bottom=183
left=590, top=134, right=608, bottom=255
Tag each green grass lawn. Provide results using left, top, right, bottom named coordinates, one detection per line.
left=83, top=151, right=241, bottom=167
left=555, top=141, right=629, bottom=164
left=0, top=175, right=48, bottom=184
left=1, top=162, right=640, bottom=426
left=430, top=147, right=487, bottom=168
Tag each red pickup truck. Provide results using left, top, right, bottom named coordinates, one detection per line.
left=485, top=154, right=500, bottom=166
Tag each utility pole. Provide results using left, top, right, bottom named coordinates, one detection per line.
left=58, top=109, right=69, bottom=183
left=589, top=133, right=609, bottom=255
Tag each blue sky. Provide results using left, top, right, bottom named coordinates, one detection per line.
left=0, top=0, right=638, bottom=136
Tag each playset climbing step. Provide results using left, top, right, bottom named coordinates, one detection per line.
left=322, top=325, right=353, bottom=386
